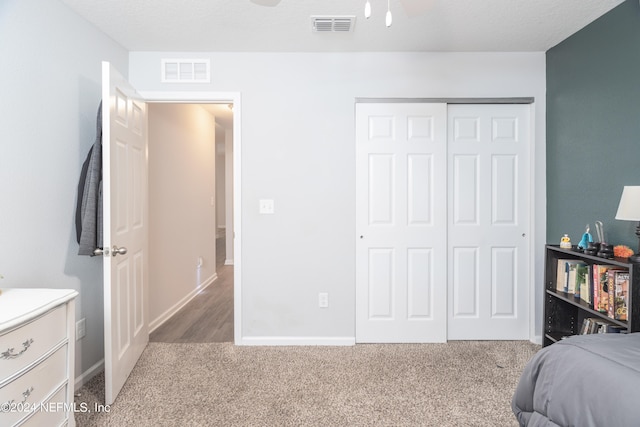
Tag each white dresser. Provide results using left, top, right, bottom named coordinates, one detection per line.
left=0, top=288, right=78, bottom=427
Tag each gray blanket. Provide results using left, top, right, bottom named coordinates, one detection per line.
left=512, top=333, right=640, bottom=427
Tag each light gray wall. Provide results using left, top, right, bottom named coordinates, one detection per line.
left=0, top=0, right=128, bottom=382
left=148, top=103, right=217, bottom=328
left=130, top=52, right=547, bottom=341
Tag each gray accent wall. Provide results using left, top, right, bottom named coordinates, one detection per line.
left=547, top=0, right=640, bottom=249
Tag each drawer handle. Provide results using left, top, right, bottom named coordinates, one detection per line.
left=0, top=338, right=34, bottom=360
left=22, top=386, right=34, bottom=402
left=2, top=387, right=35, bottom=409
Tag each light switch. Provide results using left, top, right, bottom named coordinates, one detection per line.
left=259, top=199, right=275, bottom=214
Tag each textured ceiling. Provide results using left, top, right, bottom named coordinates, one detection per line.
left=60, top=0, right=624, bottom=52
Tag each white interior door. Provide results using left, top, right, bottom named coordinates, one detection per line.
left=102, top=61, right=149, bottom=404
left=356, top=103, right=447, bottom=343
left=447, top=104, right=530, bottom=340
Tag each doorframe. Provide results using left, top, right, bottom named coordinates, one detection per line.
left=140, top=91, right=242, bottom=345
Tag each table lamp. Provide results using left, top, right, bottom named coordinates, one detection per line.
left=615, top=186, right=640, bottom=262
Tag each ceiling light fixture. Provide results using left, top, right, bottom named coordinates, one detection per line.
left=386, top=0, right=392, bottom=27
left=364, top=0, right=371, bottom=19
left=364, top=0, right=392, bottom=27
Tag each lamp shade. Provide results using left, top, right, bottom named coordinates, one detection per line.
left=615, top=186, right=640, bottom=221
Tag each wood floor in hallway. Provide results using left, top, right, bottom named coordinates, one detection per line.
left=149, top=236, right=233, bottom=343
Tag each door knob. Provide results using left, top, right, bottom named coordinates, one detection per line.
left=112, top=246, right=128, bottom=256
left=93, top=247, right=111, bottom=256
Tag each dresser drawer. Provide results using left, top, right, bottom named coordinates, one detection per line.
left=0, top=345, right=68, bottom=427
left=0, top=306, right=67, bottom=384
left=20, top=384, right=68, bottom=427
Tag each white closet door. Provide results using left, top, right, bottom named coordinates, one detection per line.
left=447, top=104, right=530, bottom=340
left=356, top=103, right=447, bottom=343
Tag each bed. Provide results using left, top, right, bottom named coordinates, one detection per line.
left=512, top=332, right=640, bottom=427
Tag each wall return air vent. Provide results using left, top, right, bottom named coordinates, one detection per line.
left=161, top=59, right=211, bottom=83
left=311, top=16, right=355, bottom=33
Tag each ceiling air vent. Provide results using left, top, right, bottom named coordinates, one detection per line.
left=311, top=16, right=355, bottom=33
left=161, top=59, right=211, bottom=83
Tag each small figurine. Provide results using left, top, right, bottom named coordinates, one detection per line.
left=560, top=234, right=572, bottom=249
left=577, top=224, right=593, bottom=250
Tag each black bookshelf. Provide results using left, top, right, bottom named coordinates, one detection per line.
left=543, top=245, right=640, bottom=347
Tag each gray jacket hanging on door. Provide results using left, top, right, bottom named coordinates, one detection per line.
left=75, top=102, right=103, bottom=256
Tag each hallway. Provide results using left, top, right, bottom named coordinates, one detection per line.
left=149, top=236, right=234, bottom=343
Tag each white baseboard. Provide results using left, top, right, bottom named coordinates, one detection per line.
left=75, top=358, right=104, bottom=391
left=224, top=259, right=234, bottom=265
left=531, top=335, right=542, bottom=345
left=240, top=336, right=356, bottom=346
left=149, top=273, right=217, bottom=333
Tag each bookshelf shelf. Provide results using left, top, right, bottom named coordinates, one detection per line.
left=543, top=245, right=640, bottom=347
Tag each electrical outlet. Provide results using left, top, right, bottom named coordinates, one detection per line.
left=76, top=318, right=86, bottom=341
left=318, top=292, right=329, bottom=308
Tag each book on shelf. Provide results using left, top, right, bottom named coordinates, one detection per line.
left=593, top=265, right=619, bottom=314
left=580, top=317, right=594, bottom=334
left=556, top=259, right=573, bottom=293
left=567, top=261, right=580, bottom=295
left=606, top=269, right=627, bottom=319
left=555, top=259, right=587, bottom=295
left=592, top=265, right=599, bottom=311
left=613, top=270, right=629, bottom=321
left=585, top=264, right=595, bottom=306
left=576, top=263, right=590, bottom=304
left=580, top=317, right=626, bottom=335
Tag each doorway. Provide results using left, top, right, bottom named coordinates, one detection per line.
left=140, top=91, right=242, bottom=345
left=146, top=102, right=235, bottom=343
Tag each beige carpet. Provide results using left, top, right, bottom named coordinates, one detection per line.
left=74, top=341, right=539, bottom=427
